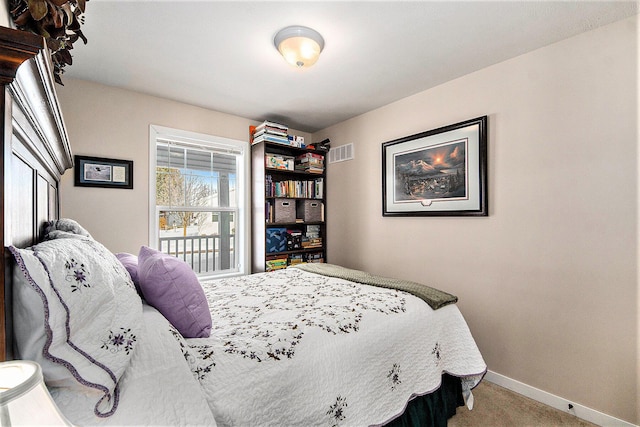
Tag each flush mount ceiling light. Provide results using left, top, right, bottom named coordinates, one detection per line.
left=274, top=26, right=324, bottom=68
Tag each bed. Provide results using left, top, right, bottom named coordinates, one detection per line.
left=0, top=26, right=486, bottom=427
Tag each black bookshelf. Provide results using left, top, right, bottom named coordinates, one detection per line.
left=251, top=141, right=327, bottom=272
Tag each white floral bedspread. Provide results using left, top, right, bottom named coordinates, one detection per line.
left=180, top=267, right=486, bottom=427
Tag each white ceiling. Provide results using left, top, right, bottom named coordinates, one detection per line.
left=65, top=1, right=639, bottom=133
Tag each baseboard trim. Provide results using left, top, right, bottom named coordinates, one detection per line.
left=484, top=370, right=637, bottom=427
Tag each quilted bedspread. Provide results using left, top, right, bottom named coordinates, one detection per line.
left=181, top=267, right=486, bottom=427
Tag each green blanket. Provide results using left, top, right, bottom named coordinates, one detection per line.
left=292, top=263, right=457, bottom=310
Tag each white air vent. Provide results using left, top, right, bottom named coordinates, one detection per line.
left=328, top=143, right=354, bottom=164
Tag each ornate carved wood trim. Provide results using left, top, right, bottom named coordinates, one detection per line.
left=0, top=26, right=73, bottom=361
left=0, top=26, right=43, bottom=85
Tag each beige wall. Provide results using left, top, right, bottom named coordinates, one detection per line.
left=56, top=80, right=311, bottom=253
left=314, top=16, right=638, bottom=424
left=1, top=3, right=9, bottom=27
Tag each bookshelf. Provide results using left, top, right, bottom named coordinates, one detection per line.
left=251, top=128, right=326, bottom=272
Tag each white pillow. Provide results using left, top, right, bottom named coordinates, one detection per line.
left=49, top=305, right=219, bottom=426
left=9, top=237, right=143, bottom=417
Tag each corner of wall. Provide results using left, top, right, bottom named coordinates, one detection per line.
left=636, top=12, right=640, bottom=425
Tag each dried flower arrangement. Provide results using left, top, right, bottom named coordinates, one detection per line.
left=9, top=0, right=88, bottom=85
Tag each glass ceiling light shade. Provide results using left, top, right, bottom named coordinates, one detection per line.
left=274, top=26, right=324, bottom=68
left=0, top=361, right=73, bottom=426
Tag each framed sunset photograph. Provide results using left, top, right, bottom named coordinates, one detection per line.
left=382, top=116, right=487, bottom=216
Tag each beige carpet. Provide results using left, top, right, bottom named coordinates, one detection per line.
left=448, top=381, right=598, bottom=427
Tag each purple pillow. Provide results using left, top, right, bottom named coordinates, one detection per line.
left=137, top=246, right=211, bottom=338
left=116, top=252, right=140, bottom=292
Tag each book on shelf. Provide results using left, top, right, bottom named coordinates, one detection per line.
left=266, top=254, right=288, bottom=271
left=254, top=125, right=287, bottom=136
left=305, top=224, right=321, bottom=238
left=256, top=120, right=288, bottom=133
left=315, top=177, right=324, bottom=199
left=265, top=199, right=272, bottom=222
left=254, top=128, right=287, bottom=140
left=289, top=254, right=304, bottom=266
left=265, top=175, right=324, bottom=199
left=253, top=133, right=290, bottom=145
left=302, top=238, right=323, bottom=248
left=295, top=165, right=324, bottom=174
left=305, top=252, right=324, bottom=263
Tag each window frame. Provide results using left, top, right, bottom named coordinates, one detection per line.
left=149, top=124, right=250, bottom=277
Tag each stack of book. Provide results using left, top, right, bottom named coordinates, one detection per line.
left=306, top=224, right=320, bottom=237
left=295, top=153, right=324, bottom=174
left=288, top=254, right=304, bottom=266
left=305, top=252, right=324, bottom=263
left=252, top=121, right=289, bottom=145
left=266, top=254, right=288, bottom=271
left=302, top=237, right=323, bottom=249
left=302, top=225, right=322, bottom=248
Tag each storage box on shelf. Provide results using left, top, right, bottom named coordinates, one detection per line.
left=297, top=199, right=323, bottom=222
left=251, top=122, right=327, bottom=273
left=271, top=198, right=296, bottom=223
left=266, top=153, right=295, bottom=171
left=266, top=228, right=288, bottom=253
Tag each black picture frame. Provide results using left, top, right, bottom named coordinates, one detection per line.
left=382, top=116, right=487, bottom=216
left=74, top=155, right=134, bottom=189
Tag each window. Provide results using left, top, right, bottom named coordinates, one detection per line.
left=149, top=125, right=250, bottom=277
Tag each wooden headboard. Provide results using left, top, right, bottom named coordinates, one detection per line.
left=0, top=26, right=73, bottom=361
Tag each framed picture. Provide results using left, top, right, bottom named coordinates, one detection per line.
left=74, top=155, right=133, bottom=189
left=382, top=116, right=487, bottom=216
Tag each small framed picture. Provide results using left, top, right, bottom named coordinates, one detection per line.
left=74, top=155, right=133, bottom=189
left=382, top=116, right=487, bottom=216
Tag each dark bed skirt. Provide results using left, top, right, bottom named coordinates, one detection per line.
left=384, top=373, right=464, bottom=427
